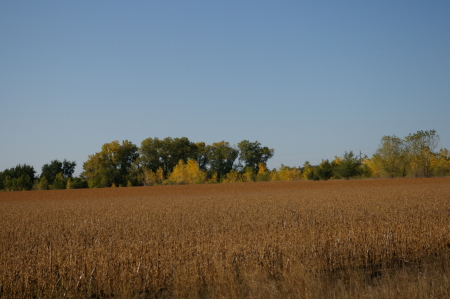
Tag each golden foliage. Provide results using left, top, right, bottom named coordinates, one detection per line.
left=364, top=158, right=382, bottom=178
left=256, top=162, right=270, bottom=181
left=169, top=160, right=206, bottom=185
left=302, top=163, right=313, bottom=180
left=277, top=165, right=301, bottom=181
left=269, top=169, right=280, bottom=181
left=242, top=167, right=255, bottom=182
left=142, top=166, right=166, bottom=186
left=208, top=173, right=219, bottom=184
left=222, top=169, right=241, bottom=183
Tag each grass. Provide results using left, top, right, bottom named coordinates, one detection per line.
left=1, top=178, right=450, bottom=298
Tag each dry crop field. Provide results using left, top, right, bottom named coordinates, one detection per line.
left=1, top=178, right=450, bottom=298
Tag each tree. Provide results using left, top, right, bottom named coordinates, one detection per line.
left=359, top=156, right=373, bottom=178
left=62, top=160, right=77, bottom=178
left=315, top=159, right=334, bottom=180
left=222, top=170, right=241, bottom=183
left=1, top=164, right=36, bottom=191
left=138, top=137, right=165, bottom=174
left=38, top=176, right=49, bottom=190
left=41, top=160, right=62, bottom=185
left=432, top=148, right=450, bottom=177
left=372, top=135, right=406, bottom=178
left=82, top=140, right=139, bottom=188
left=139, top=137, right=197, bottom=177
left=67, top=177, right=89, bottom=189
left=237, top=140, right=274, bottom=173
left=242, top=167, right=255, bottom=182
left=276, top=164, right=301, bottom=181
left=334, top=151, right=360, bottom=180
left=51, top=173, right=66, bottom=190
left=193, top=142, right=208, bottom=171
left=141, top=166, right=165, bottom=186
left=142, top=168, right=156, bottom=186
left=302, top=161, right=316, bottom=180
left=256, top=162, right=270, bottom=181
left=169, top=160, right=206, bottom=185
left=41, top=159, right=76, bottom=185
left=206, top=141, right=239, bottom=180
left=0, top=170, right=5, bottom=190
left=404, top=130, right=440, bottom=177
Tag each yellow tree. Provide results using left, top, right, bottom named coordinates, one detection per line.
left=208, top=173, right=219, bottom=184
left=156, top=167, right=165, bottom=184
left=169, top=160, right=206, bottom=185
left=269, top=169, right=280, bottom=181
left=169, top=160, right=187, bottom=184
left=277, top=165, right=301, bottom=181
left=256, top=162, right=270, bottom=181
left=302, top=162, right=314, bottom=180
left=363, top=158, right=381, bottom=178
left=185, top=159, right=206, bottom=184
left=222, top=170, right=241, bottom=183
left=142, top=167, right=157, bottom=186
left=404, top=130, right=440, bottom=177
left=243, top=167, right=255, bottom=182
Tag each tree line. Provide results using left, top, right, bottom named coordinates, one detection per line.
left=0, top=138, right=274, bottom=190
left=1, top=130, right=449, bottom=191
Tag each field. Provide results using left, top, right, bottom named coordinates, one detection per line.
left=1, top=178, right=450, bottom=298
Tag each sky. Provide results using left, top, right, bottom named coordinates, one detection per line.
left=1, top=1, right=449, bottom=176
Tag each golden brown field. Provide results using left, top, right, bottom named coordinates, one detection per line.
left=1, top=178, right=450, bottom=298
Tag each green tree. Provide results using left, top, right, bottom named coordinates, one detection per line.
left=82, top=140, right=139, bottom=188
left=372, top=135, right=406, bottom=178
left=62, top=160, right=77, bottom=178
left=67, top=177, right=88, bottom=189
left=51, top=173, right=66, bottom=190
left=0, top=171, right=5, bottom=190
left=237, top=140, right=274, bottom=173
left=194, top=142, right=209, bottom=171
left=139, top=137, right=197, bottom=177
left=41, top=159, right=76, bottom=185
left=302, top=161, right=317, bottom=180
left=41, top=160, right=62, bottom=185
left=1, top=164, right=36, bottom=191
left=315, top=159, right=333, bottom=180
left=206, top=141, right=239, bottom=180
left=334, top=151, right=360, bottom=180
left=38, top=177, right=49, bottom=190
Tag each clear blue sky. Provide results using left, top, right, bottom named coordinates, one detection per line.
left=1, top=1, right=449, bottom=175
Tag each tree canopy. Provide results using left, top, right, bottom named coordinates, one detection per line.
left=237, top=140, right=274, bottom=173
left=0, top=164, right=36, bottom=191
left=1, top=130, right=449, bottom=191
left=41, top=159, right=76, bottom=185
left=82, top=140, right=139, bottom=188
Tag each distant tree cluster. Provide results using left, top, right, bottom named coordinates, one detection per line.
left=0, top=159, right=84, bottom=191
left=291, top=130, right=449, bottom=181
left=0, top=164, right=36, bottom=191
left=1, top=130, right=449, bottom=191
left=81, top=138, right=274, bottom=188
left=369, top=130, right=449, bottom=178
